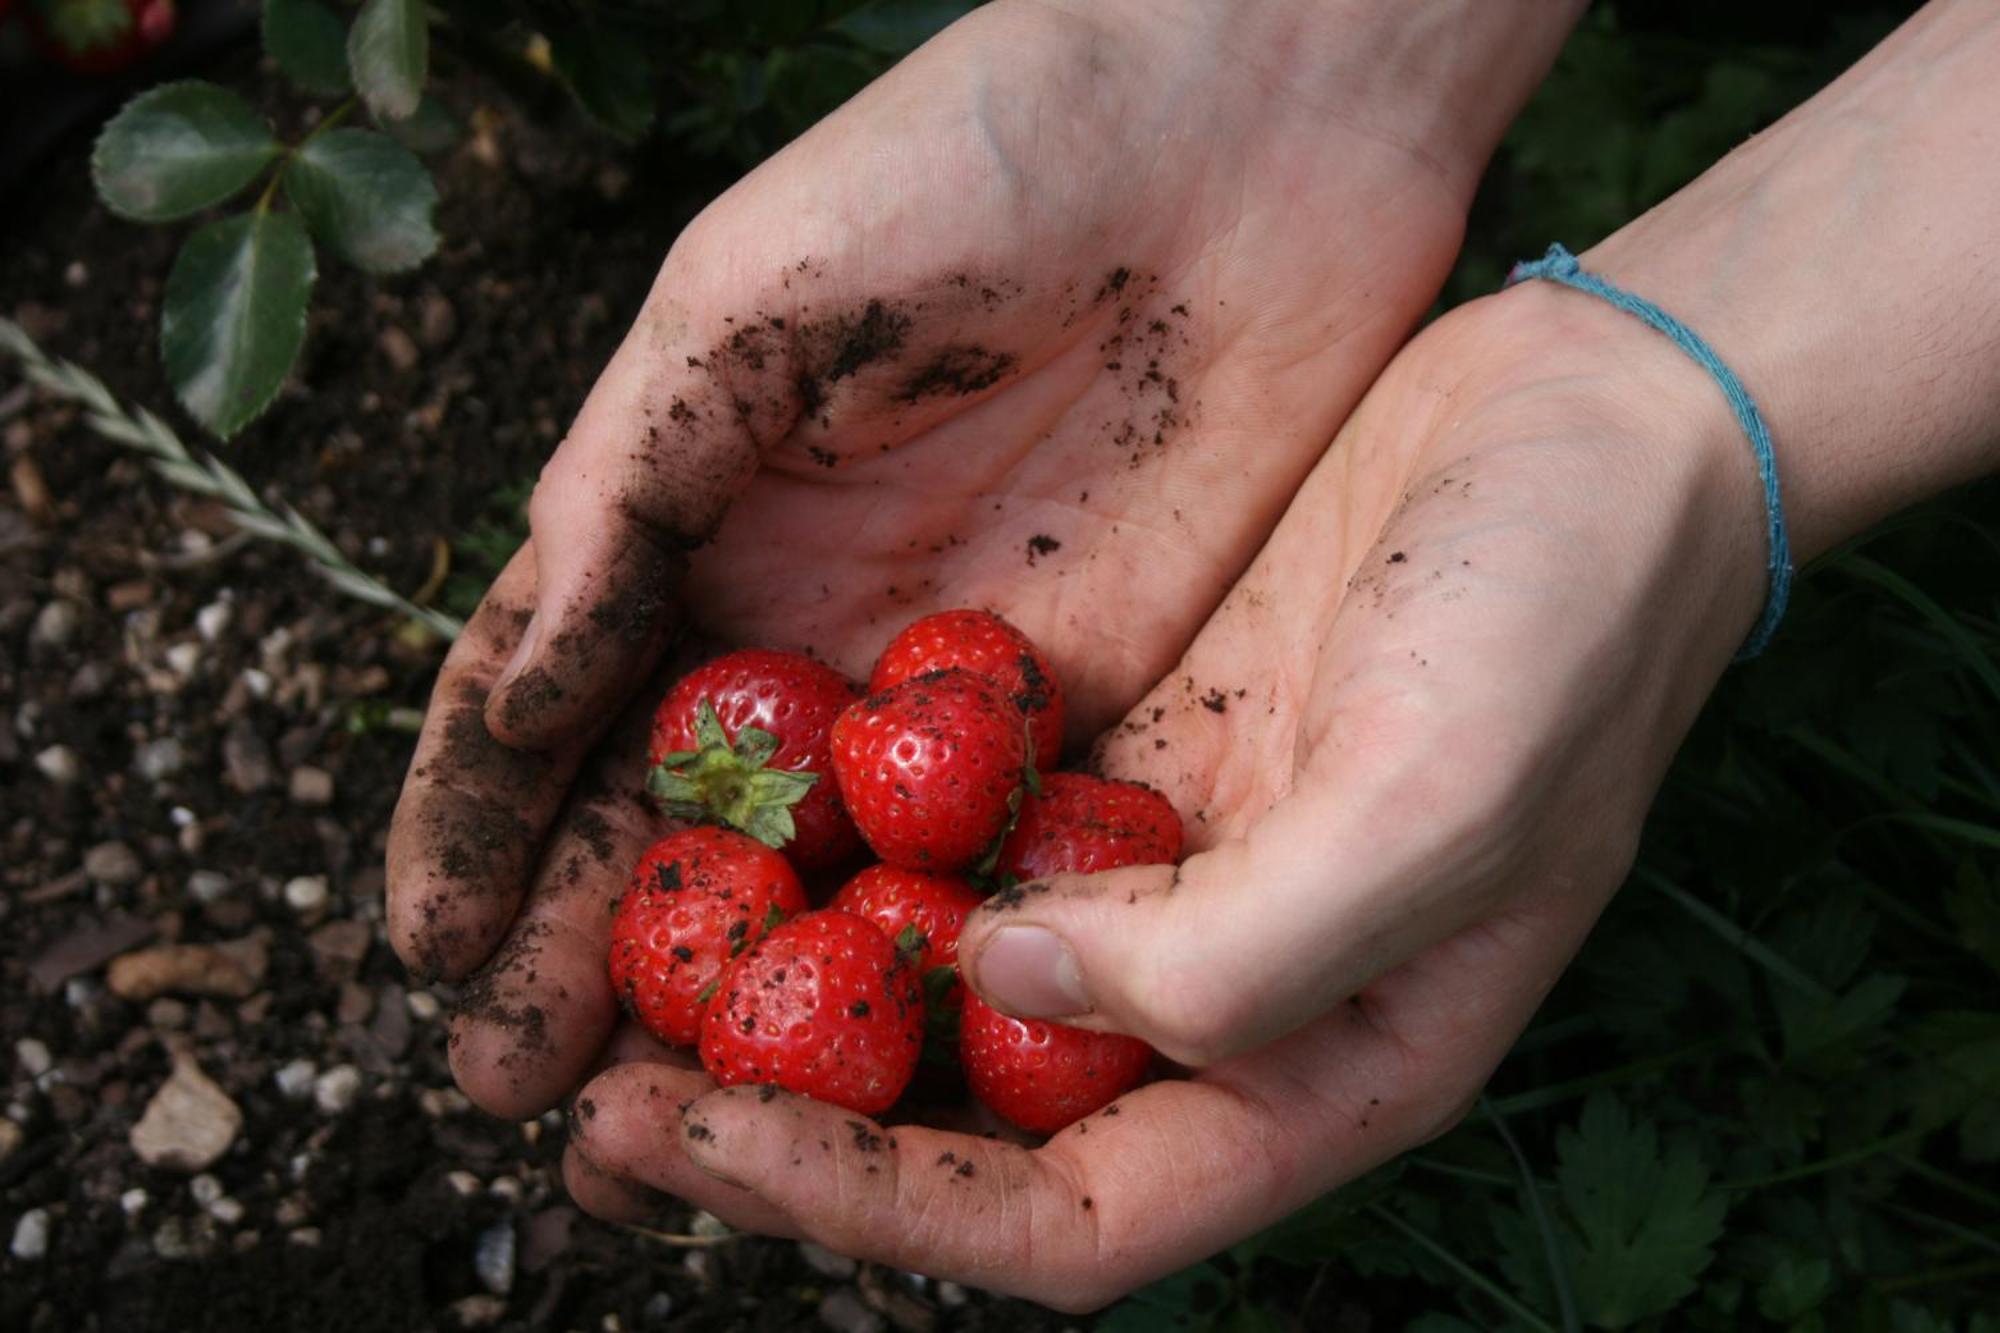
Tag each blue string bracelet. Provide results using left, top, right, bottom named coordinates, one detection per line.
left=1504, top=243, right=1791, bottom=659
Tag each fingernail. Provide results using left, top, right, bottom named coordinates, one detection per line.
left=974, top=925, right=1089, bottom=1018
left=494, top=613, right=542, bottom=692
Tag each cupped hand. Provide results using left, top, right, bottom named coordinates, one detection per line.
left=564, top=278, right=1771, bottom=1310
left=387, top=0, right=1572, bottom=1102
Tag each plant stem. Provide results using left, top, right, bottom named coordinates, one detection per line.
left=1364, top=1204, right=1557, bottom=1333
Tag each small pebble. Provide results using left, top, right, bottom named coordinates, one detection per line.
left=134, top=737, right=185, bottom=781
left=273, top=1060, right=317, bottom=1101
left=274, top=1196, right=310, bottom=1228
left=84, top=841, right=143, bottom=887
left=12, top=1208, right=51, bottom=1261
left=378, top=326, right=421, bottom=371
left=313, top=1064, right=361, bottom=1115
left=642, top=1293, right=675, bottom=1324
left=209, top=1197, right=245, bottom=1227
left=30, top=600, right=79, bottom=649
left=120, top=1188, right=149, bottom=1218
left=189, top=1174, right=223, bottom=1208
left=288, top=1227, right=322, bottom=1248
left=446, top=1171, right=482, bottom=1197
left=935, top=1283, right=968, bottom=1309
left=195, top=601, right=233, bottom=642
left=284, top=876, right=329, bottom=915
left=419, top=1087, right=469, bottom=1118
left=451, top=1295, right=507, bottom=1329
left=690, top=1210, right=730, bottom=1240
left=0, top=1118, right=23, bottom=1163
left=147, top=998, right=190, bottom=1029
left=798, top=1241, right=857, bottom=1279
left=475, top=1219, right=516, bottom=1294
left=187, top=871, right=232, bottom=904
left=817, top=1289, right=884, bottom=1333
left=164, top=642, right=202, bottom=679
left=16, top=1037, right=52, bottom=1078
left=289, top=766, right=335, bottom=806
left=406, top=990, right=442, bottom=1022
left=489, top=1176, right=524, bottom=1203
left=34, top=745, right=79, bottom=785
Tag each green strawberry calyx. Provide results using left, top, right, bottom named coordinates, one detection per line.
left=646, top=700, right=817, bottom=850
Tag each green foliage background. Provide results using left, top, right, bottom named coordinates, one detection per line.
left=435, top=3, right=2000, bottom=1327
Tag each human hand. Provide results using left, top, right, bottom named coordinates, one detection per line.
left=565, top=1, right=2000, bottom=1304
left=560, top=281, right=1767, bottom=1308
left=385, top=0, right=1582, bottom=1089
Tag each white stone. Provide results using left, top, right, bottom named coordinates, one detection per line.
left=405, top=990, right=442, bottom=1022
left=120, top=1188, right=149, bottom=1218
left=15, top=1038, right=52, bottom=1078
left=475, top=1220, right=515, bottom=1294
left=195, top=601, right=233, bottom=642
left=289, top=766, right=334, bottom=806
left=288, top=1227, right=322, bottom=1247
left=130, top=1056, right=242, bottom=1171
left=31, top=600, right=79, bottom=649
left=134, top=737, right=185, bottom=781
left=209, top=1197, right=245, bottom=1226
left=187, top=871, right=232, bottom=903
left=189, top=1174, right=224, bottom=1208
left=10, top=1208, right=49, bottom=1260
left=488, top=1176, right=523, bottom=1203
left=446, top=1171, right=482, bottom=1197
left=34, top=745, right=79, bottom=785
left=284, top=876, right=329, bottom=915
left=241, top=668, right=273, bottom=699
left=164, top=642, right=202, bottom=679
left=84, top=841, right=143, bottom=886
left=274, top=1060, right=317, bottom=1101
left=312, top=1064, right=361, bottom=1115
left=418, top=1087, right=468, bottom=1118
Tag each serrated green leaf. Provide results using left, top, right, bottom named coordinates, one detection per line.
left=1550, top=1095, right=1727, bottom=1329
left=546, top=19, right=657, bottom=142
left=161, top=211, right=316, bottom=439
left=93, top=83, right=281, bottom=222
left=348, top=0, right=427, bottom=121
left=283, top=128, right=437, bottom=272
left=381, top=94, right=462, bottom=155
left=263, top=0, right=353, bottom=96
left=1756, top=1256, right=1832, bottom=1322
left=831, top=0, right=975, bottom=55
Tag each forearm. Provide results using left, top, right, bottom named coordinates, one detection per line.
left=1070, top=0, right=1589, bottom=195
left=1584, top=0, right=2000, bottom=560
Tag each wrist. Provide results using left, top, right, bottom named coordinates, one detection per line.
left=1054, top=0, right=1586, bottom=198
left=1580, top=0, right=2000, bottom=560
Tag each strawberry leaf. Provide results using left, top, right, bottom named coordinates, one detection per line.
left=262, top=0, right=353, bottom=97
left=283, top=129, right=438, bottom=273
left=347, top=0, right=427, bottom=122
left=161, top=210, right=316, bottom=439
left=93, top=83, right=282, bottom=223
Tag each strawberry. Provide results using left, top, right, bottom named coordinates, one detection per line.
left=699, top=909, right=925, bottom=1115
left=959, top=995, right=1152, bottom=1133
left=830, top=668, right=1029, bottom=872
left=29, top=0, right=175, bottom=75
left=870, top=609, right=1064, bottom=765
left=997, top=772, right=1183, bottom=881
left=648, top=649, right=862, bottom=869
left=829, top=864, right=983, bottom=973
left=607, top=827, right=808, bottom=1047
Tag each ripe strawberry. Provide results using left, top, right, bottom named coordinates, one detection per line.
left=699, top=909, right=924, bottom=1115
left=29, top=0, right=176, bottom=75
left=997, top=772, right=1184, bottom=882
left=831, top=668, right=1028, bottom=872
left=648, top=649, right=862, bottom=869
left=870, top=609, right=1064, bottom=764
left=829, top=865, right=983, bottom=973
left=831, top=863, right=984, bottom=1031
left=608, top=827, right=808, bottom=1047
left=959, top=995, right=1152, bottom=1133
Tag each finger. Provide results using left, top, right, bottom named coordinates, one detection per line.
left=447, top=694, right=674, bottom=1119
left=564, top=1140, right=668, bottom=1226
left=386, top=543, right=598, bottom=980
left=681, top=896, right=1595, bottom=1311
left=570, top=1061, right=800, bottom=1239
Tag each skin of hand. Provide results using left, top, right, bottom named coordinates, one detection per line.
left=559, top=0, right=2000, bottom=1310
left=385, top=0, right=1582, bottom=1053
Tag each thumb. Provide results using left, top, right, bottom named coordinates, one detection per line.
left=958, top=739, right=1526, bottom=1068
left=483, top=289, right=776, bottom=750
